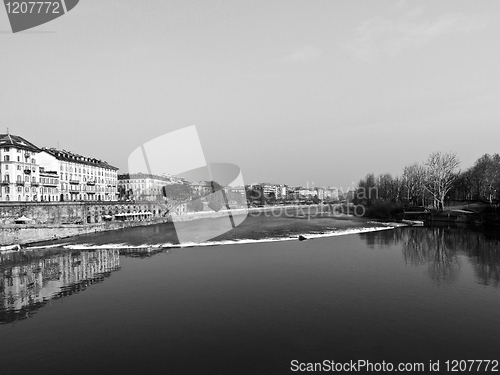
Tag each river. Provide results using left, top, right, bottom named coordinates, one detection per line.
left=1, top=214, right=499, bottom=374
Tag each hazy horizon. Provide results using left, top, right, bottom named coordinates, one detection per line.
left=2, top=0, right=499, bottom=189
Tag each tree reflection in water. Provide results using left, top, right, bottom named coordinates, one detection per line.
left=360, top=226, right=500, bottom=287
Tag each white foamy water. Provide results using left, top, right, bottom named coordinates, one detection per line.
left=58, top=226, right=394, bottom=250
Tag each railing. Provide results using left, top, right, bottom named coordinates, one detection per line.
left=69, top=180, right=80, bottom=184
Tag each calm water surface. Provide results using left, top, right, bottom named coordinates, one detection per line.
left=1, top=218, right=499, bottom=374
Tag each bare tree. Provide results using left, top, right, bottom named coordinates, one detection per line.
left=423, top=152, right=460, bottom=210
left=483, top=154, right=500, bottom=203
left=402, top=163, right=427, bottom=206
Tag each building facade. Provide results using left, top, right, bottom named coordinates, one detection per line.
left=118, top=173, right=184, bottom=201
left=37, top=148, right=119, bottom=202
left=0, top=133, right=118, bottom=202
left=0, top=134, right=41, bottom=202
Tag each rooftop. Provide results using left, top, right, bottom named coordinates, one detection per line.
left=118, top=172, right=184, bottom=182
left=42, top=147, right=118, bottom=170
left=0, top=133, right=40, bottom=152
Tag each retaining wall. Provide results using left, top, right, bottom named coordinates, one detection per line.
left=0, top=219, right=169, bottom=246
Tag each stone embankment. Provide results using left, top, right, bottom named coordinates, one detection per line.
left=1, top=219, right=169, bottom=246
left=0, top=201, right=168, bottom=246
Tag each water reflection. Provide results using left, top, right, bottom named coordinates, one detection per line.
left=0, top=249, right=120, bottom=324
left=360, top=227, right=500, bottom=287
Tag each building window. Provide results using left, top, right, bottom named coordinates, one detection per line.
left=17, top=165, right=21, bottom=170
left=17, top=156, right=20, bottom=162
left=3, top=155, right=9, bottom=161
left=31, top=158, right=35, bottom=164
left=4, top=186, right=9, bottom=193
left=17, top=175, right=21, bottom=182
left=5, top=195, right=9, bottom=201
left=3, top=174, right=9, bottom=182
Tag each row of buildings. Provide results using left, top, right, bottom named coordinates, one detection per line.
left=1, top=134, right=119, bottom=203
left=248, top=183, right=340, bottom=202
left=0, top=133, right=340, bottom=205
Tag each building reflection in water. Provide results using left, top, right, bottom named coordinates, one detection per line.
left=360, top=226, right=500, bottom=287
left=0, top=249, right=120, bottom=324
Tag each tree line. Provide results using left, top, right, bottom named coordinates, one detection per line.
left=354, top=151, right=500, bottom=212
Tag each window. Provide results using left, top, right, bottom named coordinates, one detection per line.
left=17, top=149, right=21, bottom=153
left=4, top=187, right=9, bottom=193
left=5, top=195, right=9, bottom=201
left=31, top=158, right=35, bottom=164
left=17, top=165, right=21, bottom=170
left=4, top=147, right=9, bottom=152
left=3, top=174, right=9, bottom=182
left=32, top=176, right=36, bottom=183
left=25, top=176, right=29, bottom=182
left=17, top=175, right=21, bottom=182
left=3, top=155, right=9, bottom=161
left=17, top=187, right=22, bottom=192
left=17, top=156, right=20, bottom=162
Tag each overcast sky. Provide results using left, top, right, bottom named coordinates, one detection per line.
left=1, top=0, right=499, bottom=190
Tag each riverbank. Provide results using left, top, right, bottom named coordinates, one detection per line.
left=0, top=204, right=380, bottom=248
left=0, top=218, right=170, bottom=247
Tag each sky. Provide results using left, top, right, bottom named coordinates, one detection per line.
left=1, top=0, right=499, bottom=191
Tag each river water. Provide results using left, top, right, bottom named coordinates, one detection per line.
left=1, top=214, right=499, bottom=374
